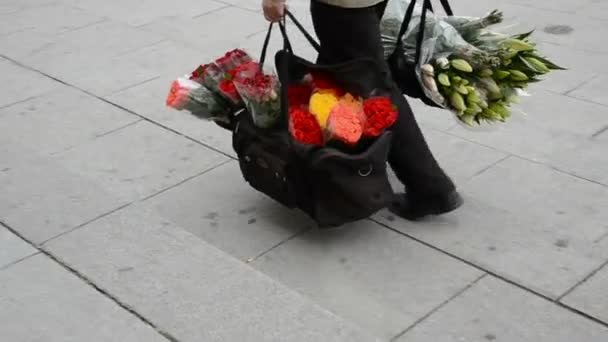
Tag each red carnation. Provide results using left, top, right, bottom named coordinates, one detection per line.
left=289, top=108, right=324, bottom=146
left=288, top=85, right=313, bottom=107
left=362, top=97, right=398, bottom=137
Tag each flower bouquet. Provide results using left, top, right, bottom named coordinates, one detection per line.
left=381, top=0, right=565, bottom=127
left=167, top=49, right=257, bottom=123
left=233, top=61, right=281, bottom=129
left=166, top=77, right=231, bottom=122
left=288, top=71, right=398, bottom=148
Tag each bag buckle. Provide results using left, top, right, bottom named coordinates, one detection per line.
left=358, top=165, right=373, bottom=177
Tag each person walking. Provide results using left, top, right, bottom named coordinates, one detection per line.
left=262, top=0, right=463, bottom=220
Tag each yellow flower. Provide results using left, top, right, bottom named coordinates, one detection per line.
left=309, top=91, right=338, bottom=128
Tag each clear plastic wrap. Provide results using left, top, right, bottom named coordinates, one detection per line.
left=166, top=77, right=231, bottom=121
left=233, top=62, right=281, bottom=129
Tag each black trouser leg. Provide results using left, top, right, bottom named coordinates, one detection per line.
left=310, top=0, right=455, bottom=197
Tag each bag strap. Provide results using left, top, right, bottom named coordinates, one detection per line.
left=395, top=0, right=454, bottom=63
left=284, top=10, right=322, bottom=53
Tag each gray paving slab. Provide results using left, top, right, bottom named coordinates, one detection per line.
left=54, top=120, right=229, bottom=203
left=252, top=222, right=483, bottom=340
left=45, top=39, right=205, bottom=96
left=105, top=76, right=236, bottom=157
left=140, top=5, right=267, bottom=52
left=0, top=0, right=56, bottom=15
left=465, top=156, right=608, bottom=246
left=375, top=193, right=608, bottom=299
left=397, top=276, right=608, bottom=342
left=44, top=205, right=380, bottom=342
left=143, top=161, right=312, bottom=261
left=0, top=57, right=60, bottom=108
left=449, top=90, right=608, bottom=185
left=506, top=0, right=592, bottom=13
left=503, top=3, right=608, bottom=54
left=400, top=128, right=507, bottom=185
left=0, top=147, right=125, bottom=243
left=0, top=3, right=103, bottom=36
left=526, top=42, right=601, bottom=95
left=576, top=0, right=608, bottom=21
left=66, top=0, right=228, bottom=27
left=0, top=227, right=37, bottom=269
left=562, top=265, right=608, bottom=324
left=0, top=254, right=169, bottom=342
left=569, top=74, right=608, bottom=106
left=19, top=19, right=166, bottom=72
left=0, top=86, right=139, bottom=155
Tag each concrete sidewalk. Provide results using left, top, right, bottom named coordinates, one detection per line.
left=1, top=0, right=608, bottom=341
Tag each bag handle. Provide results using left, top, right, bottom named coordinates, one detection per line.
left=284, top=10, right=322, bottom=53
left=395, top=0, right=454, bottom=64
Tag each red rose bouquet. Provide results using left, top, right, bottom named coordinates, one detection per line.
left=362, top=97, right=398, bottom=137
left=289, top=108, right=324, bottom=146
left=166, top=77, right=231, bottom=121
left=215, top=49, right=252, bottom=73
left=234, top=62, right=281, bottom=128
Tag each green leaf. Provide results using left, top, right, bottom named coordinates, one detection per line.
left=530, top=55, right=567, bottom=70
left=512, top=30, right=535, bottom=41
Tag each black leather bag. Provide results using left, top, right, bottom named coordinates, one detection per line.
left=388, top=0, right=453, bottom=107
left=231, top=12, right=395, bottom=228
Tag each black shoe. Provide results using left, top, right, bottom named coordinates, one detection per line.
left=389, top=190, right=464, bottom=221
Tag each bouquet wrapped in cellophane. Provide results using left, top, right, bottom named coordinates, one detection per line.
left=381, top=0, right=565, bottom=128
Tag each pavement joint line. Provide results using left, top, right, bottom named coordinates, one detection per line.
left=94, top=118, right=144, bottom=138
left=438, top=126, right=608, bottom=189
left=39, top=159, right=233, bottom=246
left=564, top=74, right=599, bottom=96
left=564, top=92, right=608, bottom=109
left=191, top=4, right=233, bottom=19
left=469, top=154, right=512, bottom=179
left=557, top=258, right=608, bottom=302
left=0, top=220, right=179, bottom=342
left=370, top=218, right=608, bottom=329
left=139, top=158, right=235, bottom=202
left=0, top=95, right=38, bottom=111
left=0, top=53, right=237, bottom=161
left=247, top=228, right=312, bottom=264
left=0, top=251, right=41, bottom=272
left=110, top=39, right=168, bottom=58
left=389, top=273, right=488, bottom=342
left=591, top=125, right=608, bottom=139
left=38, top=202, right=133, bottom=247
left=593, top=230, right=608, bottom=244
left=104, top=76, right=161, bottom=96
left=213, top=0, right=257, bottom=13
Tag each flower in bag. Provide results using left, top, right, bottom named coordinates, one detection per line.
left=326, top=99, right=365, bottom=146
left=309, top=91, right=339, bottom=129
left=362, top=97, right=398, bottom=137
left=289, top=108, right=324, bottom=146
left=288, top=85, right=313, bottom=108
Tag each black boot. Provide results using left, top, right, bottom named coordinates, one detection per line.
left=389, top=190, right=464, bottom=221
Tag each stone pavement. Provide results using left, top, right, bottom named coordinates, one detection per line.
left=1, top=0, right=608, bottom=341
